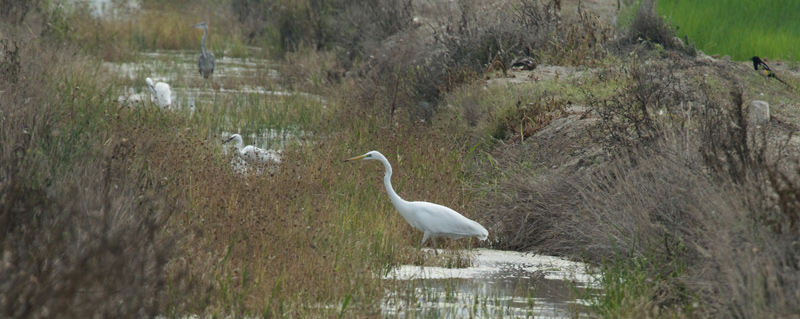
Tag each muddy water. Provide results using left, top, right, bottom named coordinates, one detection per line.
left=383, top=249, right=593, bottom=318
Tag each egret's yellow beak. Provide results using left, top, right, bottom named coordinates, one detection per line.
left=222, top=136, right=235, bottom=143
left=344, top=154, right=368, bottom=162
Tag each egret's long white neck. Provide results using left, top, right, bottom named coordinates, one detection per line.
left=233, top=135, right=244, bottom=150
left=377, top=155, right=406, bottom=207
left=200, top=27, right=209, bottom=57
left=146, top=79, right=156, bottom=95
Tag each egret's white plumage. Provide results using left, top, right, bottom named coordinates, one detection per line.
left=346, top=151, right=488, bottom=250
left=145, top=77, right=171, bottom=108
left=223, top=134, right=282, bottom=167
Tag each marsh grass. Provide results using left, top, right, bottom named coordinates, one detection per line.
left=165, top=113, right=483, bottom=315
left=113, top=26, right=488, bottom=316
left=3, top=8, right=489, bottom=316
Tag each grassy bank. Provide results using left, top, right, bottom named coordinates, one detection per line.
left=658, top=0, right=800, bottom=61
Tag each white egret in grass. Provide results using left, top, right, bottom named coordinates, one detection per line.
left=145, top=77, right=171, bottom=108
left=192, top=22, right=215, bottom=79
left=346, top=150, right=488, bottom=253
left=223, top=134, right=282, bottom=167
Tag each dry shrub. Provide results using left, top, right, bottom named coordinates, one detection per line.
left=233, top=0, right=413, bottom=54
left=535, top=12, right=615, bottom=66
left=365, top=0, right=612, bottom=121
left=350, top=34, right=442, bottom=122
left=0, top=0, right=39, bottom=24
left=0, top=39, right=21, bottom=84
left=489, top=96, right=568, bottom=142
left=627, top=3, right=676, bottom=49
left=431, top=0, right=611, bottom=73
left=487, top=127, right=800, bottom=316
left=0, top=165, right=180, bottom=318
left=0, top=30, right=188, bottom=317
left=590, top=58, right=700, bottom=148
left=277, top=46, right=345, bottom=94
left=269, top=0, right=613, bottom=124
left=484, top=57, right=800, bottom=316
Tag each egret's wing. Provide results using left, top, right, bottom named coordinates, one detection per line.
left=241, top=146, right=281, bottom=165
left=410, top=201, right=488, bottom=239
left=241, top=146, right=260, bottom=164
left=155, top=83, right=171, bottom=107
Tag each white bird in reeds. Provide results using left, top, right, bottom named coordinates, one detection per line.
left=223, top=134, right=282, bottom=169
left=345, top=150, right=488, bottom=253
left=145, top=77, right=171, bottom=108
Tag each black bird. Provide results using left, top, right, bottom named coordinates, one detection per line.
left=511, top=56, right=537, bottom=71
left=751, top=56, right=791, bottom=88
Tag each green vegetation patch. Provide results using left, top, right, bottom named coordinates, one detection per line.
left=658, top=0, right=800, bottom=61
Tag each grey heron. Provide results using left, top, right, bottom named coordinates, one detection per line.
left=193, top=22, right=215, bottom=79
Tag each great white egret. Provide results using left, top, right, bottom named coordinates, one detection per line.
left=223, top=134, right=282, bottom=168
left=346, top=150, right=488, bottom=252
left=145, top=77, right=171, bottom=108
left=193, top=22, right=215, bottom=79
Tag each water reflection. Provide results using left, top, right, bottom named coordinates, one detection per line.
left=383, top=249, right=593, bottom=318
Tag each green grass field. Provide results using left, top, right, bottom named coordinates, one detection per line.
left=658, top=0, right=800, bottom=61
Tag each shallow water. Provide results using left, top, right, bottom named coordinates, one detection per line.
left=383, top=249, right=593, bottom=318
left=105, top=51, right=287, bottom=110
left=105, top=50, right=321, bottom=172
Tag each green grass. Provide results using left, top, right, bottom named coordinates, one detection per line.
left=658, top=0, right=800, bottom=61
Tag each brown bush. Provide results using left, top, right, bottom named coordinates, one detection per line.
left=624, top=2, right=685, bottom=53
left=0, top=167, right=180, bottom=318
left=0, top=30, right=189, bottom=317
left=482, top=58, right=800, bottom=316
left=0, top=0, right=40, bottom=24
left=233, top=0, right=413, bottom=54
